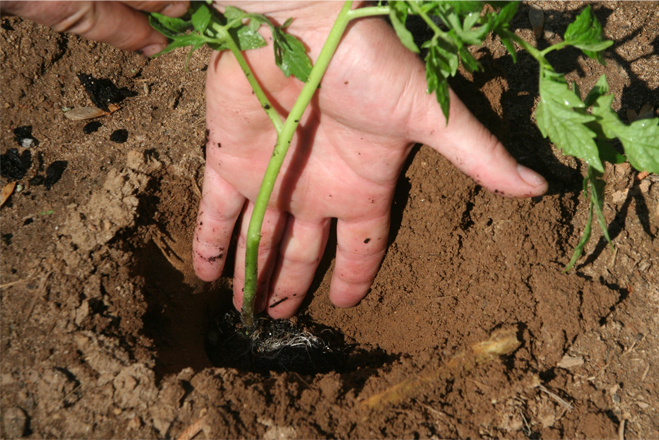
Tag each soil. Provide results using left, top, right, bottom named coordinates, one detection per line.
left=2, top=2, right=658, bottom=438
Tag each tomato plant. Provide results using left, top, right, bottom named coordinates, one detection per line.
left=150, top=1, right=659, bottom=328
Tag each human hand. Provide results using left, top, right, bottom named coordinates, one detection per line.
left=0, top=0, right=189, bottom=56
left=193, top=2, right=549, bottom=318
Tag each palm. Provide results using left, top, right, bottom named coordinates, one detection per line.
left=194, top=11, right=547, bottom=318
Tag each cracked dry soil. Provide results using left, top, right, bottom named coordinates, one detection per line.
left=2, top=2, right=659, bottom=438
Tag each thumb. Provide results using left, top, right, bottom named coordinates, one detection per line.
left=410, top=86, right=548, bottom=198
left=1, top=1, right=178, bottom=56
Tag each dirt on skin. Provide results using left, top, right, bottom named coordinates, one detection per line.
left=1, top=2, right=658, bottom=438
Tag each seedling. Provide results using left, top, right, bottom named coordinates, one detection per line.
left=150, top=1, right=659, bottom=329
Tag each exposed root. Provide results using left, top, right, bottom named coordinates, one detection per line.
left=360, top=327, right=521, bottom=410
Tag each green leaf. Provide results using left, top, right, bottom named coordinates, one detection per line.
left=536, top=73, right=603, bottom=171
left=184, top=41, right=206, bottom=70
left=458, top=45, right=481, bottom=72
left=223, top=5, right=244, bottom=20
left=565, top=175, right=593, bottom=272
left=500, top=36, right=517, bottom=63
left=390, top=5, right=419, bottom=53
left=592, top=94, right=659, bottom=173
left=425, top=42, right=455, bottom=123
left=489, top=1, right=519, bottom=29
left=583, top=74, right=609, bottom=107
left=563, top=6, right=613, bottom=64
left=152, top=34, right=206, bottom=57
left=489, top=2, right=519, bottom=62
left=442, top=1, right=484, bottom=15
left=588, top=167, right=613, bottom=249
left=149, top=12, right=191, bottom=34
left=191, top=3, right=212, bottom=34
left=274, top=32, right=312, bottom=82
left=232, top=25, right=267, bottom=51
left=596, top=140, right=626, bottom=164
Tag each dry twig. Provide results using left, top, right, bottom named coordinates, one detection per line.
left=537, top=385, right=574, bottom=411
left=177, top=412, right=208, bottom=440
left=360, top=328, right=520, bottom=410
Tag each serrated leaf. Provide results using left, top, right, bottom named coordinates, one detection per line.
left=536, top=74, right=602, bottom=171
left=592, top=94, right=659, bottom=173
left=425, top=44, right=453, bottom=123
left=224, top=5, right=244, bottom=20
left=584, top=74, right=609, bottom=107
left=490, top=1, right=519, bottom=28
left=390, top=7, right=419, bottom=53
left=458, top=46, right=481, bottom=72
left=274, top=33, right=312, bottom=82
left=149, top=12, right=191, bottom=34
left=191, top=4, right=211, bottom=33
left=563, top=6, right=613, bottom=63
left=231, top=25, right=267, bottom=51
left=464, top=12, right=481, bottom=30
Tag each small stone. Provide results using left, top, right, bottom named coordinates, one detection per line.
left=639, top=179, right=651, bottom=194
left=75, top=300, right=90, bottom=326
left=610, top=189, right=629, bottom=204
left=110, top=129, right=128, bottom=143
left=127, top=416, right=143, bottom=430
left=20, top=138, right=35, bottom=148
left=3, top=407, right=28, bottom=438
left=557, top=355, right=584, bottom=369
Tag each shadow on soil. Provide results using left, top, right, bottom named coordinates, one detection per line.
left=133, top=240, right=398, bottom=383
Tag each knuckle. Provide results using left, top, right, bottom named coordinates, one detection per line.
left=52, top=3, right=97, bottom=35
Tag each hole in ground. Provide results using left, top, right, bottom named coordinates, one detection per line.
left=133, top=240, right=224, bottom=381
left=205, top=310, right=398, bottom=376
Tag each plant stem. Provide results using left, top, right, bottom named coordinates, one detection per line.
left=407, top=1, right=449, bottom=41
left=241, top=0, right=355, bottom=329
left=347, top=6, right=389, bottom=20
left=213, top=23, right=284, bottom=134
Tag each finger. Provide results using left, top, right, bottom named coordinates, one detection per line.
left=266, top=218, right=331, bottom=319
left=121, top=1, right=189, bottom=16
left=329, top=214, right=390, bottom=308
left=232, top=203, right=288, bottom=315
left=2, top=1, right=168, bottom=56
left=409, top=85, right=548, bottom=198
left=193, top=166, right=245, bottom=282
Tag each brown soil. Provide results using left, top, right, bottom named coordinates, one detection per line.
left=2, top=2, right=658, bottom=438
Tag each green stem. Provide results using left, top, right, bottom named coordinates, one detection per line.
left=213, top=23, right=284, bottom=134
left=347, top=5, right=390, bottom=19
left=407, top=1, right=449, bottom=41
left=241, top=0, right=355, bottom=329
left=508, top=32, right=546, bottom=67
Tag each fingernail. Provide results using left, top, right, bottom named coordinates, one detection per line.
left=138, top=43, right=166, bottom=57
left=517, top=164, right=546, bottom=187
left=163, top=1, right=188, bottom=17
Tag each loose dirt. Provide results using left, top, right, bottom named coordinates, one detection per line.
left=2, top=2, right=658, bottom=438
